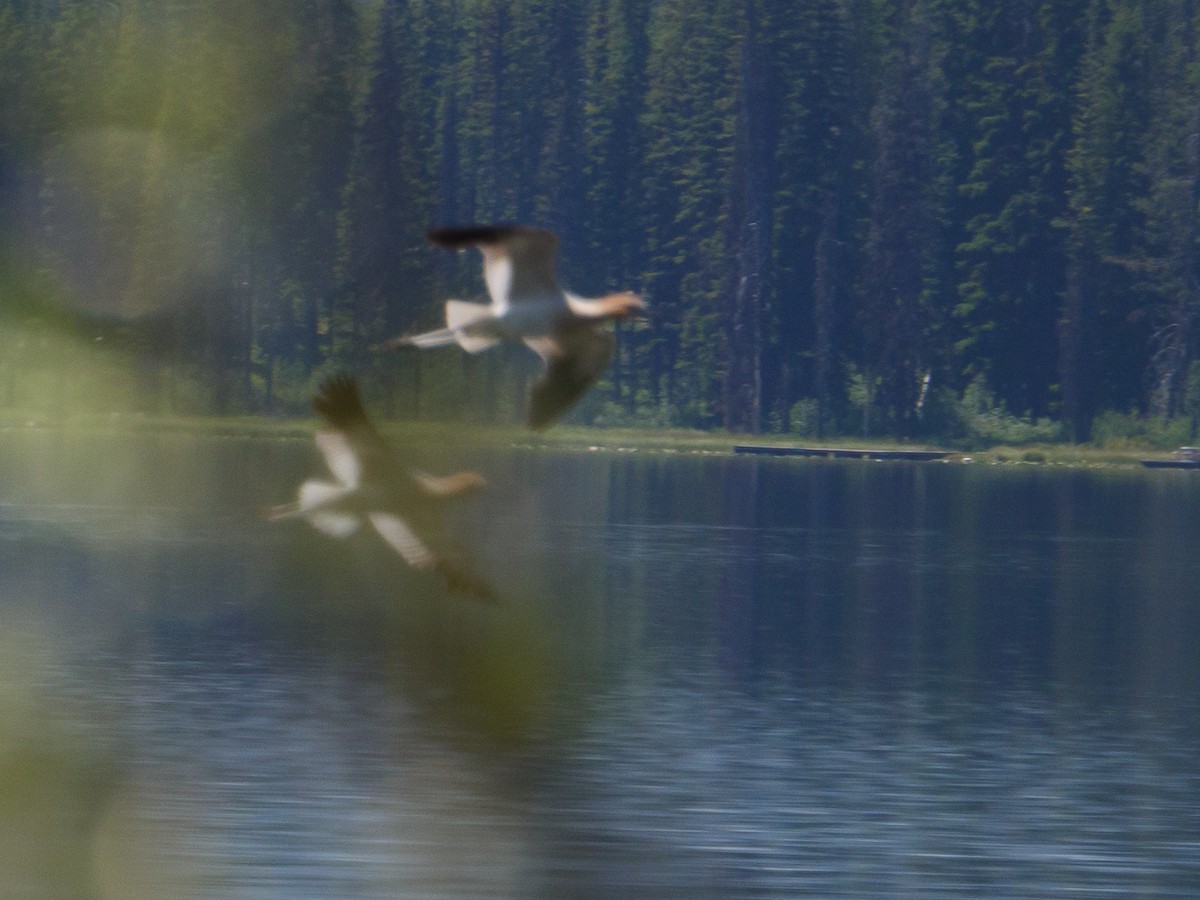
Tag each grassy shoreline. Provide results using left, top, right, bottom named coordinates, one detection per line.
left=0, top=411, right=1184, bottom=469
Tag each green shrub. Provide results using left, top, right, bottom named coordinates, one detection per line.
left=955, top=375, right=1063, bottom=446
left=788, top=398, right=820, bottom=436
left=1091, top=410, right=1191, bottom=450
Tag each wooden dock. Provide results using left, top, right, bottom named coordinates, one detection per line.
left=1141, top=447, right=1200, bottom=469
left=734, top=445, right=952, bottom=462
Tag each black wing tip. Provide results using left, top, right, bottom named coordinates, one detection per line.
left=442, top=568, right=500, bottom=603
left=427, top=224, right=555, bottom=249
left=316, top=371, right=356, bottom=391
left=312, top=373, right=367, bottom=427
left=426, top=224, right=519, bottom=247
left=526, top=394, right=573, bottom=431
left=429, top=554, right=500, bottom=602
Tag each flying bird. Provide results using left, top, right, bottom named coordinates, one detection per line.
left=378, top=225, right=646, bottom=430
left=266, top=375, right=495, bottom=601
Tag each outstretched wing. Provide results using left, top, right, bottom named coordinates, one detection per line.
left=526, top=328, right=615, bottom=430
left=368, top=512, right=437, bottom=570
left=312, top=374, right=374, bottom=434
left=314, top=429, right=360, bottom=487
left=428, top=225, right=561, bottom=312
left=311, top=375, right=391, bottom=478
left=369, top=512, right=497, bottom=602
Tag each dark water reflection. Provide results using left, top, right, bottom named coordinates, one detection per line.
left=1, top=432, right=1199, bottom=897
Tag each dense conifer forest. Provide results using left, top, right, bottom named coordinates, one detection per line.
left=3, top=1, right=1200, bottom=443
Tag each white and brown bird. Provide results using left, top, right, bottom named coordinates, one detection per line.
left=379, top=225, right=646, bottom=430
left=265, top=375, right=495, bottom=601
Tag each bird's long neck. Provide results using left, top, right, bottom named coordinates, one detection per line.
left=564, top=291, right=644, bottom=321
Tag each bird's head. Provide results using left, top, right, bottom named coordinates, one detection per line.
left=609, top=291, right=648, bottom=320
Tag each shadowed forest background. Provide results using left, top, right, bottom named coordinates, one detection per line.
left=2, top=0, right=1200, bottom=444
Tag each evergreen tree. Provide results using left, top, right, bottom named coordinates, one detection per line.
left=725, top=0, right=775, bottom=433
left=770, top=0, right=863, bottom=434
left=639, top=0, right=738, bottom=426
left=1063, top=0, right=1155, bottom=436
left=950, top=1, right=1088, bottom=420
left=341, top=0, right=428, bottom=354
left=860, top=0, right=942, bottom=436
left=580, top=0, right=651, bottom=415
left=8, top=0, right=1200, bottom=434
left=1124, top=2, right=1200, bottom=419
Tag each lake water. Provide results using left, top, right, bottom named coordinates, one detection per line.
left=2, top=431, right=1199, bottom=898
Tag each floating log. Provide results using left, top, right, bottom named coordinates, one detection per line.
left=734, top=445, right=952, bottom=461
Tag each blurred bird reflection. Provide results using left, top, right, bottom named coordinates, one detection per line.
left=267, top=375, right=497, bottom=602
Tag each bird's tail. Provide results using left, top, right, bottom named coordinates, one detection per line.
left=373, top=300, right=499, bottom=353
left=375, top=326, right=459, bottom=351
left=444, top=300, right=500, bottom=353
left=264, top=480, right=361, bottom=539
